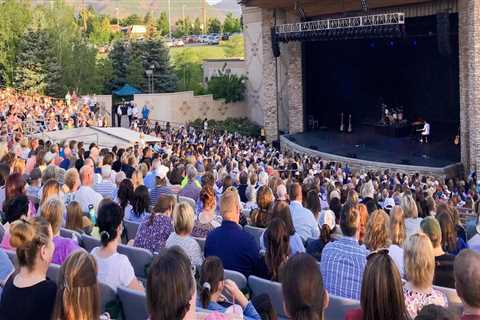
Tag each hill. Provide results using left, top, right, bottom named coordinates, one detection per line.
left=33, top=0, right=227, bottom=22
left=213, top=0, right=241, bottom=17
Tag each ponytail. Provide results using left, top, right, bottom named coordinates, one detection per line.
left=320, top=224, right=332, bottom=244
left=100, top=230, right=112, bottom=247
left=200, top=282, right=212, bottom=309
left=199, top=257, right=224, bottom=309
left=294, top=305, right=321, bottom=320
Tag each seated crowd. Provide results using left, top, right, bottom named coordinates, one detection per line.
left=0, top=123, right=480, bottom=320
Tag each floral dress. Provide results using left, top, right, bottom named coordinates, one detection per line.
left=133, top=214, right=173, bottom=253
left=403, top=282, right=448, bottom=318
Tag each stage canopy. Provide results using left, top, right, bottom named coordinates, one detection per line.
left=34, top=127, right=161, bottom=149
left=112, top=84, right=142, bottom=96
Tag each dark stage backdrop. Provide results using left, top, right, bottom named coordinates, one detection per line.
left=303, top=14, right=459, bottom=131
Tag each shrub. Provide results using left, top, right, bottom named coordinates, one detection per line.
left=190, top=117, right=260, bottom=137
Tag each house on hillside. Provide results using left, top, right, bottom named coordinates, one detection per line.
left=121, top=25, right=147, bottom=39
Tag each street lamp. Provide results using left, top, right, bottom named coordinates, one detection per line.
left=145, top=65, right=155, bottom=93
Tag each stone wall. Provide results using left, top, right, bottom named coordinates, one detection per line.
left=133, top=91, right=248, bottom=125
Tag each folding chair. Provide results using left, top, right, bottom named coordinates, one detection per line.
left=248, top=275, right=287, bottom=319
left=325, top=294, right=360, bottom=320
left=243, top=225, right=265, bottom=248
left=118, top=244, right=153, bottom=279
left=117, top=286, right=148, bottom=320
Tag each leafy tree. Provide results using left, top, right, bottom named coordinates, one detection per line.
left=122, top=14, right=142, bottom=26
left=192, top=18, right=203, bottom=35
left=207, top=18, right=222, bottom=34
left=126, top=58, right=145, bottom=89
left=107, top=40, right=130, bottom=91
left=207, top=65, right=247, bottom=103
left=0, top=0, right=32, bottom=85
left=157, top=12, right=169, bottom=36
left=223, top=13, right=241, bottom=33
left=174, top=48, right=204, bottom=94
left=88, top=15, right=111, bottom=45
left=144, top=12, right=155, bottom=25
left=94, top=58, right=113, bottom=94
left=173, top=18, right=192, bottom=38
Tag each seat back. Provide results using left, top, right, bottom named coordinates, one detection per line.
left=59, top=228, right=82, bottom=244
left=47, top=263, right=61, bottom=284
left=192, top=237, right=206, bottom=252
left=99, top=281, right=118, bottom=313
left=433, top=285, right=463, bottom=315
left=243, top=225, right=265, bottom=248
left=123, top=220, right=141, bottom=241
left=0, top=224, right=5, bottom=242
left=118, top=244, right=153, bottom=279
left=5, top=249, right=17, bottom=266
left=117, top=286, right=148, bottom=320
left=178, top=196, right=196, bottom=210
left=81, top=234, right=101, bottom=253
left=324, top=294, right=360, bottom=320
left=248, top=275, right=286, bottom=318
left=224, top=269, right=247, bottom=290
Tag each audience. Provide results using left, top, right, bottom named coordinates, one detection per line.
left=421, top=216, right=455, bottom=288
left=437, top=211, right=468, bottom=256
left=0, top=217, right=57, bottom=320
left=289, top=183, right=320, bottom=241
left=363, top=209, right=391, bottom=251
left=146, top=247, right=196, bottom=320
left=166, top=202, right=204, bottom=266
left=402, top=193, right=423, bottom=238
left=414, top=305, right=456, bottom=320
left=52, top=251, right=110, bottom=320
left=40, top=197, right=80, bottom=264
left=281, top=253, right=328, bottom=320
left=454, top=249, right=480, bottom=320
left=75, top=165, right=102, bottom=213
left=1, top=195, right=29, bottom=250
left=198, top=256, right=261, bottom=319
left=91, top=201, right=143, bottom=292
left=205, top=187, right=262, bottom=277
left=134, top=195, right=175, bottom=253
left=192, top=186, right=221, bottom=238
left=263, top=218, right=290, bottom=281
left=345, top=250, right=410, bottom=320
left=250, top=185, right=274, bottom=228
left=306, top=209, right=336, bottom=261
left=321, top=202, right=368, bottom=300
left=403, top=233, right=448, bottom=318
left=124, top=185, right=150, bottom=223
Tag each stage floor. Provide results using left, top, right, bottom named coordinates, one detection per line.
left=287, top=125, right=460, bottom=168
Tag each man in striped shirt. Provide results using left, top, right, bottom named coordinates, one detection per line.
left=320, top=202, right=368, bottom=300
left=93, top=165, right=116, bottom=199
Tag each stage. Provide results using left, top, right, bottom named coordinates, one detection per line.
left=281, top=125, right=462, bottom=177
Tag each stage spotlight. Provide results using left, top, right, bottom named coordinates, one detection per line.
left=389, top=40, right=395, bottom=47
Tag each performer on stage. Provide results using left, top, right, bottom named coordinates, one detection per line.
left=418, top=120, right=430, bottom=143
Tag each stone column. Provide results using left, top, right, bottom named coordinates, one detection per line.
left=287, top=40, right=304, bottom=134
left=458, top=0, right=480, bottom=172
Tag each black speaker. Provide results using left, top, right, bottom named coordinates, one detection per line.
left=437, top=12, right=451, bottom=56
left=271, top=28, right=280, bottom=58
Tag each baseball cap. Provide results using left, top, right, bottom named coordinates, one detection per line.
left=383, top=197, right=395, bottom=211
left=155, top=165, right=169, bottom=179
left=319, top=210, right=336, bottom=230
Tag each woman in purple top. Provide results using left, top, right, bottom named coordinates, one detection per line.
left=134, top=195, right=175, bottom=253
left=40, top=197, right=80, bottom=264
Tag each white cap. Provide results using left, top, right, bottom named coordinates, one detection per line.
left=319, top=210, right=336, bottom=230
left=276, top=184, right=288, bottom=201
left=155, top=165, right=169, bottom=179
left=383, top=197, right=395, bottom=210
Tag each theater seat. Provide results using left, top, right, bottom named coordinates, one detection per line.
left=59, top=228, right=82, bottom=244
left=117, top=244, right=153, bottom=279
left=433, top=285, right=463, bottom=315
left=243, top=225, right=265, bottom=248
left=224, top=269, right=247, bottom=291
left=117, top=286, right=148, bottom=320
left=4, top=249, right=17, bottom=266
left=81, top=234, right=101, bottom=253
left=123, top=220, right=141, bottom=242
left=99, top=281, right=118, bottom=314
left=0, top=224, right=5, bottom=242
left=248, top=275, right=287, bottom=319
left=325, top=294, right=360, bottom=320
left=192, top=236, right=206, bottom=252
left=47, top=263, right=61, bottom=284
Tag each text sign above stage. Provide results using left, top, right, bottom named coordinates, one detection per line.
left=275, top=13, right=405, bottom=34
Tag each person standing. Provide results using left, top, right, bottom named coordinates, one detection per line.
left=127, top=102, right=133, bottom=126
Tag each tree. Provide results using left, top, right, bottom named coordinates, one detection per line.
left=122, top=14, right=142, bottom=26
left=173, top=18, right=193, bottom=38
left=157, top=12, right=169, bottom=36
left=107, top=40, right=129, bottom=91
left=207, top=65, right=247, bottom=103
left=144, top=12, right=155, bottom=25
left=88, top=15, right=111, bottom=45
left=174, top=48, right=204, bottom=94
left=223, top=13, right=241, bottom=33
left=126, top=58, right=145, bottom=89
left=192, top=18, right=202, bottom=35
left=207, top=18, right=222, bottom=34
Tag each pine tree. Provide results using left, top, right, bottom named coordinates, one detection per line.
left=107, top=40, right=129, bottom=91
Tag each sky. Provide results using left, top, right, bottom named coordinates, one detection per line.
left=207, top=0, right=223, bottom=4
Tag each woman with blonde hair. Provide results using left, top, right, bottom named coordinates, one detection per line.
left=363, top=210, right=391, bottom=251
left=403, top=233, right=448, bottom=318
left=357, top=203, right=369, bottom=243
left=0, top=217, right=57, bottom=319
left=131, top=169, right=144, bottom=190
left=66, top=201, right=92, bottom=235
left=11, top=158, right=26, bottom=175
left=39, top=179, right=62, bottom=208
left=41, top=197, right=80, bottom=265
left=401, top=192, right=422, bottom=238
left=389, top=206, right=406, bottom=277
left=165, top=202, right=203, bottom=266
left=63, top=168, right=80, bottom=205
left=52, top=251, right=110, bottom=320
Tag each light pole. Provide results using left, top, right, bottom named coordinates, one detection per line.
left=168, top=0, right=172, bottom=39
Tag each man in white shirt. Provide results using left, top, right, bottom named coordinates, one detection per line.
left=94, top=165, right=116, bottom=199
left=131, top=103, right=139, bottom=121
left=420, top=121, right=430, bottom=143
left=75, top=165, right=103, bottom=214
left=288, top=183, right=320, bottom=241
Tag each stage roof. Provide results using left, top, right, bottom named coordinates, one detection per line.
left=35, top=127, right=161, bottom=149
left=241, top=0, right=432, bottom=16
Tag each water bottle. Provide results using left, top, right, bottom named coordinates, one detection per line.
left=88, top=204, right=96, bottom=225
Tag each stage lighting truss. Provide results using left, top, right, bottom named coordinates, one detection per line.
left=273, top=12, right=405, bottom=42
